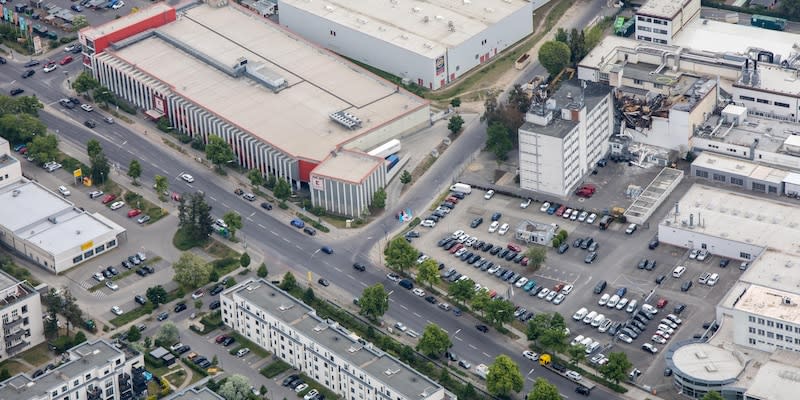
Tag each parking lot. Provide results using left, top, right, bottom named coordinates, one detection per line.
left=408, top=178, right=745, bottom=389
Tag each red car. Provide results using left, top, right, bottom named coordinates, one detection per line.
left=521, top=257, right=529, bottom=266
left=657, top=298, right=669, bottom=308
left=59, top=56, right=73, bottom=65
left=507, top=243, right=522, bottom=253
left=171, top=192, right=181, bottom=201
left=488, top=290, right=497, bottom=298
left=127, top=209, right=142, bottom=218
left=215, top=335, right=228, bottom=344
left=555, top=205, right=567, bottom=216
left=101, top=194, right=117, bottom=204
left=445, top=196, right=459, bottom=204
left=449, top=243, right=464, bottom=254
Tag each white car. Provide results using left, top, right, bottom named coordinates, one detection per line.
left=465, top=237, right=477, bottom=247
left=523, top=350, right=539, bottom=361
left=304, top=390, right=319, bottom=400
left=660, top=319, right=678, bottom=329
left=452, top=229, right=464, bottom=238
left=545, top=290, right=557, bottom=302
left=539, top=202, right=550, bottom=212
left=412, top=288, right=425, bottom=297
left=569, top=209, right=579, bottom=220
left=421, top=219, right=436, bottom=227
left=626, top=300, right=638, bottom=313
left=667, top=314, right=683, bottom=325
left=689, top=249, right=700, bottom=259
left=111, top=306, right=123, bottom=315
left=81, top=104, right=94, bottom=112
left=111, top=0, right=124, bottom=9
left=582, top=311, right=598, bottom=324
left=598, top=293, right=610, bottom=306
left=488, top=221, right=500, bottom=233
left=89, top=190, right=104, bottom=198
left=566, top=370, right=582, bottom=381
left=498, top=223, right=510, bottom=235
left=46, top=163, right=62, bottom=172
left=590, top=314, right=605, bottom=327
left=109, top=201, right=125, bottom=210
left=657, top=324, right=675, bottom=334
left=394, top=322, right=407, bottom=332
left=625, top=223, right=637, bottom=234
left=93, top=272, right=105, bottom=282
left=573, top=307, right=588, bottom=320
left=642, top=343, right=658, bottom=354
left=294, top=384, right=308, bottom=393
left=484, top=190, right=495, bottom=200
left=520, top=198, right=532, bottom=208
left=651, top=335, right=667, bottom=344
left=655, top=330, right=671, bottom=340
left=43, top=63, right=57, bottom=73
left=537, top=288, right=550, bottom=299
left=598, top=318, right=613, bottom=333
left=515, top=277, right=529, bottom=288
left=454, top=248, right=467, bottom=257
left=561, top=284, right=573, bottom=295
left=617, top=333, right=633, bottom=343
left=615, top=297, right=629, bottom=310
left=577, top=211, right=589, bottom=222
left=58, top=185, right=71, bottom=196
left=697, top=249, right=709, bottom=261
left=416, top=255, right=429, bottom=264
left=386, top=273, right=401, bottom=282
left=570, top=335, right=585, bottom=346
left=562, top=208, right=573, bottom=219
left=672, top=266, right=687, bottom=278
left=586, top=213, right=597, bottom=224
left=707, top=273, right=719, bottom=286
left=106, top=281, right=119, bottom=291
left=180, top=173, right=195, bottom=183
left=553, top=293, right=565, bottom=305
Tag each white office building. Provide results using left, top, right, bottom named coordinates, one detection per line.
left=220, top=278, right=452, bottom=400
left=277, top=0, right=539, bottom=90
left=518, top=79, right=613, bottom=197
left=634, top=0, right=700, bottom=45
left=0, top=340, right=144, bottom=400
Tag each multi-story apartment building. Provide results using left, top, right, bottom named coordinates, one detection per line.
left=634, top=0, right=700, bottom=45
left=518, top=79, right=612, bottom=197
left=0, top=270, right=44, bottom=358
left=0, top=340, right=144, bottom=400
left=220, top=279, right=452, bottom=400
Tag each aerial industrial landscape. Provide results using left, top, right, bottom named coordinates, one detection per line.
left=2, top=0, right=800, bottom=399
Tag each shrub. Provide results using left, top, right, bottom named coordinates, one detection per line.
left=260, top=360, right=291, bottom=378
left=178, top=134, right=192, bottom=144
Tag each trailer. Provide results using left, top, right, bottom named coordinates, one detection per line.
left=385, top=154, right=400, bottom=171
left=751, top=14, right=786, bottom=31
left=367, top=139, right=402, bottom=159
left=449, top=183, right=472, bottom=194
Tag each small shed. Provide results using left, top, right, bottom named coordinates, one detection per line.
left=149, top=347, right=176, bottom=366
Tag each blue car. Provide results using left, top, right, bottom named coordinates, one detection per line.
left=616, top=287, right=627, bottom=297
left=290, top=218, right=305, bottom=228
left=547, top=204, right=558, bottom=215
left=321, top=246, right=334, bottom=255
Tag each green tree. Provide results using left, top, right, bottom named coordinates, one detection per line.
left=416, top=259, right=440, bottom=288
left=450, top=97, right=461, bottom=108
left=218, top=374, right=250, bottom=400
left=222, top=211, right=243, bottom=239
left=72, top=15, right=89, bottom=30
left=247, top=169, right=264, bottom=187
left=0, top=113, right=45, bottom=144
left=782, top=0, right=800, bottom=18
left=90, top=151, right=110, bottom=185
left=486, top=121, right=513, bottom=161
left=538, top=40, right=571, bottom=76
left=526, top=313, right=550, bottom=341
left=449, top=278, right=475, bottom=306
left=448, top=114, right=464, bottom=135
left=568, top=28, right=586, bottom=64
left=486, top=355, right=523, bottom=397
left=701, top=391, right=724, bottom=400
left=555, top=27, right=568, bottom=44
left=527, top=377, right=560, bottom=400
left=273, top=178, right=292, bottom=200
left=0, top=368, right=10, bottom=381
left=257, top=263, right=268, bottom=278
left=525, top=246, right=547, bottom=269
left=172, top=252, right=212, bottom=289
left=154, top=175, right=168, bottom=200
left=416, top=324, right=451, bottom=357
left=384, top=237, right=417, bottom=272
left=73, top=331, right=87, bottom=345
left=26, top=133, right=58, bottom=165
left=127, top=159, right=141, bottom=185
left=372, top=187, right=387, bottom=209
left=177, top=192, right=214, bottom=242
left=279, top=272, right=297, bottom=292
left=72, top=71, right=100, bottom=95
left=146, top=285, right=168, bottom=306
left=539, top=324, right=567, bottom=353
left=599, top=352, right=633, bottom=384
left=302, top=287, right=315, bottom=303
left=93, top=87, right=113, bottom=107
left=240, top=252, right=251, bottom=268
left=265, top=174, right=277, bottom=189
left=399, top=170, right=412, bottom=185
left=486, top=298, right=515, bottom=326
left=155, top=321, right=179, bottom=347
left=567, top=344, right=586, bottom=366
left=87, top=139, right=102, bottom=159
left=470, top=289, right=492, bottom=315
left=359, top=283, right=389, bottom=321
left=126, top=325, right=141, bottom=342
left=507, top=84, right=532, bottom=113
left=205, top=135, right=235, bottom=170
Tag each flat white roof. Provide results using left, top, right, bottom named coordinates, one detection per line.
left=0, top=180, right=73, bottom=232
left=671, top=342, right=744, bottom=382
left=740, top=250, right=800, bottom=295
left=311, top=150, right=383, bottom=184
left=637, top=0, right=695, bottom=19
left=747, top=358, right=800, bottom=400
left=692, top=152, right=788, bottom=184
left=661, top=184, right=800, bottom=257
left=106, top=4, right=427, bottom=163
left=280, top=0, right=530, bottom=57
left=674, top=18, right=799, bottom=61
left=577, top=35, right=639, bottom=70
left=734, top=284, right=800, bottom=325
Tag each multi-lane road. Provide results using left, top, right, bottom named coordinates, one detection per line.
left=1, top=5, right=624, bottom=397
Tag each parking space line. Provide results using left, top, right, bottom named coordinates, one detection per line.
left=468, top=344, right=477, bottom=350
left=347, top=274, right=355, bottom=280
left=482, top=352, right=490, bottom=357
left=282, top=238, right=290, bottom=243
left=456, top=336, right=463, bottom=341
left=270, top=231, right=279, bottom=236
left=358, top=282, right=367, bottom=287
left=257, top=224, right=266, bottom=229
left=413, top=312, right=421, bottom=318
left=333, top=267, right=342, bottom=272
left=400, top=304, right=408, bottom=310
left=209, top=196, right=217, bottom=201
left=389, top=298, right=395, bottom=302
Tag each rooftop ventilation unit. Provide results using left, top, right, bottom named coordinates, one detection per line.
left=384, top=368, right=400, bottom=376
left=278, top=303, right=294, bottom=311
left=330, top=111, right=362, bottom=130
left=11, top=189, right=20, bottom=197
left=448, top=21, right=455, bottom=32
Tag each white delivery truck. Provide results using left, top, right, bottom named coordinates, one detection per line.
left=474, top=364, right=489, bottom=379
left=450, top=183, right=472, bottom=194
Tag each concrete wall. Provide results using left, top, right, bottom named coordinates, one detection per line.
left=732, top=84, right=800, bottom=123
left=519, top=125, right=568, bottom=196
left=657, top=223, right=765, bottom=261
left=311, top=162, right=386, bottom=218
left=690, top=162, right=782, bottom=195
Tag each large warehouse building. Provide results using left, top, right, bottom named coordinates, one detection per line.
left=0, top=140, right=126, bottom=273
left=277, top=0, right=538, bottom=90
left=79, top=3, right=429, bottom=217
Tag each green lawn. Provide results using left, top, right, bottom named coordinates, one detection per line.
left=0, top=359, right=27, bottom=375
left=227, top=332, right=270, bottom=358
left=19, top=343, right=52, bottom=366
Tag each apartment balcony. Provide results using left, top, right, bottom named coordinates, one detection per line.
left=87, top=386, right=102, bottom=400
left=3, top=317, right=24, bottom=330
left=6, top=339, right=29, bottom=355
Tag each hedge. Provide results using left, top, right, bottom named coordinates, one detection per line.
left=260, top=360, right=291, bottom=378
left=181, top=357, right=209, bottom=377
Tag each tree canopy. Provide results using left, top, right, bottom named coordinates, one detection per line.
left=217, top=374, right=251, bottom=400
left=538, top=41, right=571, bottom=76
left=205, top=135, right=235, bottom=169
left=527, top=377, right=560, bottom=400
left=416, top=324, right=451, bottom=357
left=486, top=355, right=523, bottom=396
left=222, top=211, right=243, bottom=238
left=359, top=283, right=389, bottom=321
left=155, top=322, right=179, bottom=346
left=599, top=352, right=633, bottom=384
left=172, top=252, right=211, bottom=289
left=486, top=121, right=513, bottom=161
left=416, top=259, right=440, bottom=288
left=384, top=237, right=417, bottom=272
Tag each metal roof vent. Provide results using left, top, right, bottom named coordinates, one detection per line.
left=11, top=189, right=20, bottom=197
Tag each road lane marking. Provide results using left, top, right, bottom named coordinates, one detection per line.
left=296, top=245, right=302, bottom=250
left=257, top=224, right=265, bottom=229
left=270, top=231, right=279, bottom=236
left=413, top=312, right=421, bottom=317
left=400, top=304, right=408, bottom=310
left=282, top=238, right=290, bottom=243
left=209, top=196, right=217, bottom=201
left=333, top=267, right=342, bottom=272
left=389, top=298, right=395, bottom=302
left=426, top=320, right=433, bottom=325
left=456, top=336, right=463, bottom=341
left=468, top=344, right=477, bottom=350
left=347, top=274, right=355, bottom=280
left=358, top=282, right=367, bottom=287
left=482, top=352, right=490, bottom=357
left=222, top=202, right=230, bottom=208
left=249, top=212, right=256, bottom=217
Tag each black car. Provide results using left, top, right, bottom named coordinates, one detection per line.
left=69, top=97, right=81, bottom=105
left=649, top=238, right=660, bottom=249
left=175, top=345, right=191, bottom=355
left=719, top=258, right=730, bottom=268
left=482, top=242, right=494, bottom=252
left=573, top=238, right=583, bottom=248
left=102, top=269, right=113, bottom=278
left=353, top=263, right=366, bottom=272
left=674, top=304, right=687, bottom=314
left=282, top=375, right=300, bottom=387
left=260, top=202, right=272, bottom=210
left=593, top=280, right=607, bottom=294
left=498, top=248, right=509, bottom=258
left=121, top=260, right=132, bottom=269
left=157, top=312, right=168, bottom=321
left=0, top=56, right=6, bottom=64
left=142, top=264, right=155, bottom=274
left=491, top=212, right=502, bottom=221
left=9, top=88, right=24, bottom=96
left=197, top=360, right=212, bottom=369
left=655, top=275, right=666, bottom=284
left=60, top=99, right=75, bottom=109
left=222, top=336, right=235, bottom=346
left=470, top=217, right=483, bottom=228
left=209, top=300, right=221, bottom=310
left=303, top=227, right=316, bottom=236
left=645, top=260, right=657, bottom=270
left=318, top=278, right=330, bottom=287
left=425, top=295, right=437, bottom=304
left=581, top=237, right=594, bottom=250
left=638, top=258, right=648, bottom=269
left=289, top=379, right=305, bottom=389
left=551, top=363, right=567, bottom=373
left=210, top=285, right=224, bottom=296
left=405, top=230, right=420, bottom=239
left=449, top=192, right=465, bottom=200
left=174, top=303, right=187, bottom=313
left=513, top=253, right=525, bottom=263
left=443, top=241, right=457, bottom=250
left=84, top=119, right=97, bottom=128
left=575, top=386, right=591, bottom=396
left=475, top=324, right=489, bottom=333
left=557, top=243, right=569, bottom=254
left=21, top=69, right=34, bottom=78
left=445, top=351, right=458, bottom=362
left=135, top=268, right=148, bottom=277
left=489, top=246, right=501, bottom=255
left=437, top=237, right=450, bottom=247
left=23, top=60, right=40, bottom=68
left=134, top=295, right=146, bottom=305
left=505, top=251, right=517, bottom=261
left=681, top=281, right=693, bottom=292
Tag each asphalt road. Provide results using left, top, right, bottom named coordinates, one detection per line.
left=1, top=18, right=623, bottom=400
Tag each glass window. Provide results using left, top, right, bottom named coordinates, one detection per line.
left=72, top=255, right=83, bottom=264
left=83, top=249, right=94, bottom=258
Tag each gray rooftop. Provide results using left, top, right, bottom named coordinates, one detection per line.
left=670, top=342, right=744, bottom=383
left=166, top=386, right=224, bottom=400
left=696, top=114, right=800, bottom=155
left=312, top=150, right=384, bottom=184
left=0, top=180, right=74, bottom=232
left=637, top=0, right=695, bottom=19
left=0, top=340, right=127, bottom=400
left=229, top=279, right=443, bottom=399
left=521, top=79, right=610, bottom=139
